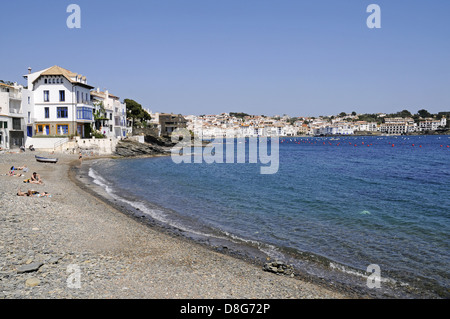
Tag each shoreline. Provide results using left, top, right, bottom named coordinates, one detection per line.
left=71, top=156, right=361, bottom=298
left=73, top=155, right=443, bottom=299
left=0, top=152, right=348, bottom=299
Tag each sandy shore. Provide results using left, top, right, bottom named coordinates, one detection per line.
left=0, top=150, right=347, bottom=299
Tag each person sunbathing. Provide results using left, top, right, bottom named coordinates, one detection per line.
left=17, top=189, right=38, bottom=197
left=30, top=172, right=44, bottom=184
left=17, top=189, right=51, bottom=197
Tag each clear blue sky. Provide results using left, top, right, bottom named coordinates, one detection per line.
left=1, top=0, right=449, bottom=117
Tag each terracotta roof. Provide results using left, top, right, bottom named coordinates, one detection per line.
left=0, top=82, right=14, bottom=88
left=91, top=90, right=119, bottom=100
left=32, top=65, right=94, bottom=89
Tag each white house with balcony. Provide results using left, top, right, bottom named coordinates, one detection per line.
left=0, top=82, right=25, bottom=149
left=23, top=66, right=95, bottom=138
left=419, top=117, right=446, bottom=131
left=91, top=88, right=127, bottom=139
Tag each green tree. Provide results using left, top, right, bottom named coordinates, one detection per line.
left=124, top=99, right=151, bottom=127
left=417, top=109, right=432, bottom=118
left=398, top=109, right=412, bottom=118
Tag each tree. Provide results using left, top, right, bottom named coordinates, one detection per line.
left=417, top=109, right=432, bottom=119
left=124, top=99, right=151, bottom=127
left=339, top=112, right=347, bottom=118
left=398, top=109, right=412, bottom=118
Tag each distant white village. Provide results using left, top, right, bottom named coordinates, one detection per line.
left=180, top=112, right=447, bottom=139
left=0, top=65, right=448, bottom=152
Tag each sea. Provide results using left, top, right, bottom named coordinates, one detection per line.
left=82, top=135, right=450, bottom=298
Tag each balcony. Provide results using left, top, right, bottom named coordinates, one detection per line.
left=9, top=92, right=22, bottom=100
left=77, top=100, right=94, bottom=107
left=11, top=118, right=25, bottom=132
left=9, top=106, right=23, bottom=115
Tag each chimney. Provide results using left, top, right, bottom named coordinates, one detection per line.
left=28, top=67, right=32, bottom=74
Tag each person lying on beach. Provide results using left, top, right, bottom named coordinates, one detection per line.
left=17, top=189, right=51, bottom=197
left=30, top=172, right=44, bottom=184
left=8, top=167, right=25, bottom=177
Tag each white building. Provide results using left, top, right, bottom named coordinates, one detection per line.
left=23, top=66, right=95, bottom=138
left=419, top=117, right=446, bottom=131
left=0, top=82, right=25, bottom=149
left=355, top=121, right=378, bottom=132
left=91, top=88, right=127, bottom=138
left=380, top=118, right=416, bottom=134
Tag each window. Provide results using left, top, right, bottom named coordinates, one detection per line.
left=57, top=125, right=69, bottom=135
left=57, top=107, right=68, bottom=118
left=12, top=118, right=21, bottom=130
left=77, top=107, right=93, bottom=120
left=77, top=91, right=80, bottom=103
left=36, top=124, right=50, bottom=135
left=44, top=90, right=49, bottom=102
left=44, top=107, right=49, bottom=119
left=28, top=97, right=30, bottom=104
left=52, top=79, right=55, bottom=84
left=59, top=90, right=65, bottom=102
left=44, top=79, right=48, bottom=84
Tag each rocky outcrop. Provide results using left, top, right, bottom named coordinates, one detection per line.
left=263, top=261, right=295, bottom=277
left=115, top=136, right=210, bottom=157
left=144, top=135, right=177, bottom=147
left=114, top=140, right=171, bottom=157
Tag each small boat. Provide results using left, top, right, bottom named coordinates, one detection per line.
left=35, top=155, right=58, bottom=164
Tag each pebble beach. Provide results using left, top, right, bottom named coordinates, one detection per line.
left=0, top=151, right=347, bottom=299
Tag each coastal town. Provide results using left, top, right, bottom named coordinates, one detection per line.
left=0, top=65, right=449, bottom=152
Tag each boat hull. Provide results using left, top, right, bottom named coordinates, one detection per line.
left=35, top=156, right=58, bottom=164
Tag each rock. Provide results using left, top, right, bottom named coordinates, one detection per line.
left=263, top=262, right=295, bottom=276
left=17, top=262, right=43, bottom=274
left=25, top=277, right=40, bottom=287
left=114, top=140, right=170, bottom=157
left=46, top=257, right=61, bottom=265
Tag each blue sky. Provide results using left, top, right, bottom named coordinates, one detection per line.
left=1, top=0, right=449, bottom=116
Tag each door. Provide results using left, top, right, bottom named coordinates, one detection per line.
left=27, top=126, right=33, bottom=137
left=45, top=125, right=50, bottom=135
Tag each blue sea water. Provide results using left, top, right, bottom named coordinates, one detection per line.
left=87, top=135, right=450, bottom=297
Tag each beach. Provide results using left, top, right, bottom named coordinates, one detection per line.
left=0, top=151, right=347, bottom=299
